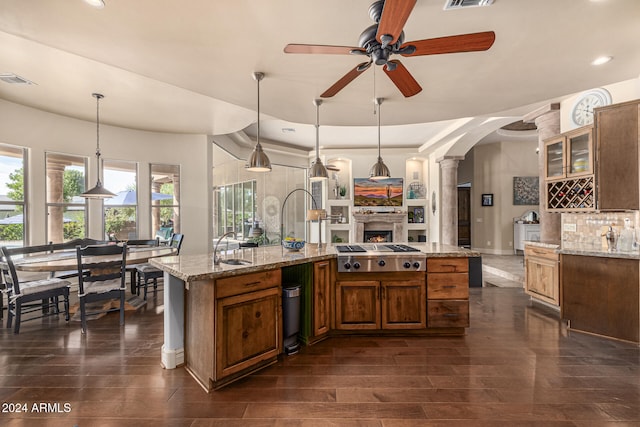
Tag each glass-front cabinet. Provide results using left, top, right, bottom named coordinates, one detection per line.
left=567, top=127, right=593, bottom=177
left=544, top=137, right=564, bottom=179
left=544, top=126, right=593, bottom=180
left=544, top=125, right=595, bottom=211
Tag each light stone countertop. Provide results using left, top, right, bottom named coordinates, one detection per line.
left=523, top=240, right=640, bottom=260
left=523, top=240, right=561, bottom=249
left=149, top=243, right=479, bottom=282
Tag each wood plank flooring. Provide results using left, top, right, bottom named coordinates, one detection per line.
left=1, top=287, right=639, bottom=426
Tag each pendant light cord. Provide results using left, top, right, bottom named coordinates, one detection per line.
left=377, top=100, right=381, bottom=158
left=256, top=76, right=261, bottom=145
left=315, top=101, right=320, bottom=157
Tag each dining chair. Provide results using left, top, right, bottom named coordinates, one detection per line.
left=135, top=233, right=184, bottom=300
left=0, top=245, right=71, bottom=334
left=49, top=238, right=110, bottom=280
left=121, top=238, right=159, bottom=294
left=75, top=243, right=127, bottom=333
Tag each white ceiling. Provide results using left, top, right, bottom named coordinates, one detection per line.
left=0, top=0, right=638, bottom=153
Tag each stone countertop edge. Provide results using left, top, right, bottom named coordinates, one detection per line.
left=148, top=243, right=479, bottom=282
left=524, top=240, right=561, bottom=249
left=557, top=247, right=640, bottom=260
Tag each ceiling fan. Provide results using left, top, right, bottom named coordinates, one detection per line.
left=284, top=0, right=495, bottom=98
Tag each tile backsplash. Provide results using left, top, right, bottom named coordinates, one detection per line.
left=562, top=211, right=640, bottom=250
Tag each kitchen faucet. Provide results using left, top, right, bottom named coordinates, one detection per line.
left=213, top=231, right=236, bottom=266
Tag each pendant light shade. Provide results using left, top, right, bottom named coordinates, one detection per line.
left=369, top=97, right=391, bottom=180
left=309, top=98, right=329, bottom=181
left=246, top=72, right=272, bottom=172
left=81, top=93, right=116, bottom=199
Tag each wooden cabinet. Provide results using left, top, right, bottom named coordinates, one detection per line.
left=561, top=254, right=639, bottom=343
left=312, top=260, right=331, bottom=339
left=595, top=99, right=640, bottom=211
left=335, top=274, right=426, bottom=330
left=545, top=126, right=595, bottom=211
left=426, top=258, right=469, bottom=328
left=212, top=269, right=282, bottom=390
left=524, top=244, right=559, bottom=306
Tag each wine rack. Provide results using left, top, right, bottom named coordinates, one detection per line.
left=546, top=176, right=594, bottom=211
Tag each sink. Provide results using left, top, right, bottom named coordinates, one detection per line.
left=219, top=258, right=252, bottom=266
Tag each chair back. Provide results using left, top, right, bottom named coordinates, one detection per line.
left=50, top=238, right=109, bottom=252
left=0, top=244, right=54, bottom=296
left=169, top=233, right=184, bottom=254
left=76, top=243, right=127, bottom=296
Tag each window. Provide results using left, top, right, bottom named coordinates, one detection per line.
left=214, top=180, right=256, bottom=241
left=0, top=144, right=27, bottom=247
left=103, top=159, right=137, bottom=241
left=150, top=163, right=180, bottom=242
left=45, top=152, right=88, bottom=243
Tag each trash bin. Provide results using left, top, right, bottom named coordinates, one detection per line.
left=282, top=285, right=301, bottom=355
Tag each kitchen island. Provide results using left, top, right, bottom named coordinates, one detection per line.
left=150, top=243, right=478, bottom=391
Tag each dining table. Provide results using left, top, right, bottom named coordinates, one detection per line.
left=11, top=246, right=178, bottom=272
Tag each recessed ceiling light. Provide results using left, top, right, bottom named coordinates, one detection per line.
left=83, top=0, right=105, bottom=9
left=281, top=127, right=296, bottom=133
left=592, top=56, right=613, bottom=66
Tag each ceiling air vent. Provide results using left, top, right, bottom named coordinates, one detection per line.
left=444, top=0, right=493, bottom=10
left=0, top=73, right=36, bottom=85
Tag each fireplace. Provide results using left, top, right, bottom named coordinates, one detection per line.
left=364, top=230, right=392, bottom=243
left=353, top=212, right=405, bottom=243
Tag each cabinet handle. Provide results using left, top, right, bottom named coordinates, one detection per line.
left=243, top=281, right=261, bottom=287
left=443, top=313, right=459, bottom=318
left=442, top=285, right=456, bottom=289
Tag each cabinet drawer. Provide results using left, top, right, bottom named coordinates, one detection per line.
left=215, top=269, right=281, bottom=299
left=427, top=258, right=469, bottom=273
left=428, top=300, right=469, bottom=327
left=427, top=273, right=469, bottom=299
left=524, top=245, right=558, bottom=262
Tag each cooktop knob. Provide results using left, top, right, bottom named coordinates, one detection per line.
left=378, top=259, right=386, bottom=267
left=343, top=262, right=351, bottom=270
left=353, top=262, right=361, bottom=269
left=413, top=262, right=421, bottom=269
left=403, top=262, right=411, bottom=269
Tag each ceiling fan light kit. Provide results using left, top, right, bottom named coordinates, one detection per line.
left=81, top=93, right=117, bottom=199
left=246, top=72, right=272, bottom=172
left=309, top=99, right=329, bottom=181
left=369, top=97, right=391, bottom=180
left=284, top=0, right=495, bottom=98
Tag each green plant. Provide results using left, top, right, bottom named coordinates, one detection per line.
left=339, top=185, right=347, bottom=197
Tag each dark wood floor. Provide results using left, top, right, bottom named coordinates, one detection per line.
left=1, top=287, right=639, bottom=426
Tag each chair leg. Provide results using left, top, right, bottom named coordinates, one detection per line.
left=13, top=300, right=21, bottom=334
left=153, top=278, right=158, bottom=297
left=143, top=278, right=149, bottom=301
left=7, top=298, right=14, bottom=329
left=130, top=270, right=137, bottom=295
left=63, top=293, right=70, bottom=322
left=53, top=296, right=60, bottom=315
left=119, top=292, right=125, bottom=326
left=80, top=298, right=87, bottom=334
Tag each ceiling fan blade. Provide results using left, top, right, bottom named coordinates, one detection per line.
left=383, top=60, right=422, bottom=98
left=320, top=62, right=371, bottom=98
left=401, top=31, right=496, bottom=56
left=376, top=0, right=417, bottom=47
left=284, top=44, right=364, bottom=55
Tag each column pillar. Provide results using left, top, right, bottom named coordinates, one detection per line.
left=523, top=103, right=561, bottom=242
left=437, top=156, right=464, bottom=246
left=151, top=181, right=162, bottom=235
left=172, top=174, right=181, bottom=233
left=46, top=161, right=66, bottom=243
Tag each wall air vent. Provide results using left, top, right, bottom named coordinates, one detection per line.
left=444, top=0, right=493, bottom=10
left=0, top=73, right=36, bottom=85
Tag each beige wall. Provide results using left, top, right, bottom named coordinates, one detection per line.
left=0, top=99, right=211, bottom=255
left=471, top=140, right=539, bottom=254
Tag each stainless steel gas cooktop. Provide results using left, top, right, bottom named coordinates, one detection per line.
left=335, top=244, right=425, bottom=272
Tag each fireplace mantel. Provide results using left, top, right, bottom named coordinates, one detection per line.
left=353, top=212, right=405, bottom=243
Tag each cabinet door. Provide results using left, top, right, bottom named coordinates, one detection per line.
left=215, top=287, right=281, bottom=380
left=596, top=102, right=639, bottom=210
left=566, top=127, right=593, bottom=177
left=313, top=260, right=331, bottom=337
left=525, top=255, right=558, bottom=305
left=335, top=280, right=380, bottom=330
left=544, top=137, right=565, bottom=179
left=381, top=280, right=426, bottom=329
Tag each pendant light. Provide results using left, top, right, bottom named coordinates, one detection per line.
left=309, top=98, right=329, bottom=181
left=81, top=93, right=116, bottom=199
left=369, top=97, right=390, bottom=180
left=246, top=71, right=272, bottom=172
